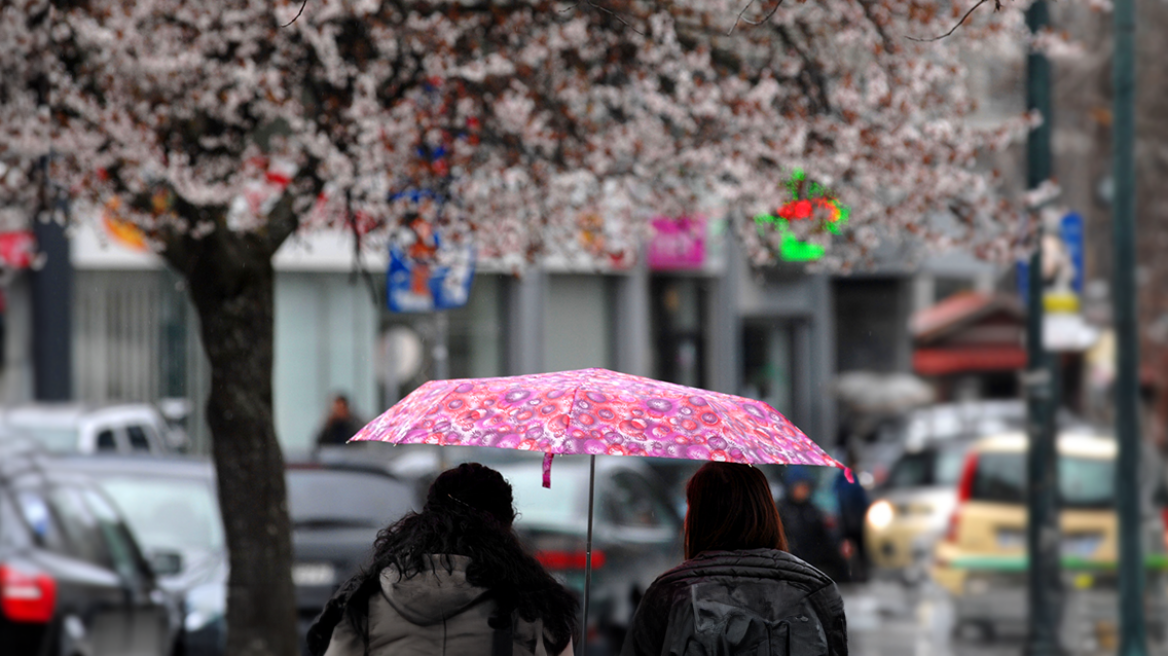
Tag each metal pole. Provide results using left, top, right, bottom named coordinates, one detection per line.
left=1024, top=2, right=1063, bottom=653
left=433, top=311, right=449, bottom=381
left=579, top=454, right=596, bottom=656
left=31, top=160, right=72, bottom=402
left=1113, top=0, right=1147, bottom=651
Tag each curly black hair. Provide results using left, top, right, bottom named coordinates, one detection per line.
left=307, top=463, right=579, bottom=656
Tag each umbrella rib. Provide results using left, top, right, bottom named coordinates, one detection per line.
left=563, top=384, right=583, bottom=449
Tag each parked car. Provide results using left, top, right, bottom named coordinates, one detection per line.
left=864, top=437, right=975, bottom=580
left=285, top=461, right=419, bottom=652
left=0, top=440, right=176, bottom=656
left=494, top=456, right=683, bottom=655
left=931, top=431, right=1167, bottom=641
left=858, top=400, right=1088, bottom=487
left=0, top=403, right=177, bottom=455
left=51, top=454, right=227, bottom=656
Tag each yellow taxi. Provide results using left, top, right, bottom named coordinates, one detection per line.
left=931, top=431, right=1168, bottom=640
left=864, top=439, right=970, bottom=574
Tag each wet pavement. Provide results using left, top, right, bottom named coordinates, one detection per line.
left=843, top=578, right=1168, bottom=656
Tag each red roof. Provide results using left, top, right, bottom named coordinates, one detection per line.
left=910, top=292, right=1024, bottom=343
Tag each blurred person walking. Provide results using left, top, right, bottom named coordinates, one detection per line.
left=306, top=463, right=578, bottom=656
left=315, top=393, right=363, bottom=447
left=832, top=453, right=871, bottom=582
left=778, top=465, right=849, bottom=582
left=621, top=462, right=848, bottom=656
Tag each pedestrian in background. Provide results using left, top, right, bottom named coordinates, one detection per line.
left=315, top=393, right=362, bottom=448
left=307, top=463, right=578, bottom=656
left=832, top=452, right=870, bottom=583
left=778, top=465, right=848, bottom=582
left=621, top=462, right=848, bottom=656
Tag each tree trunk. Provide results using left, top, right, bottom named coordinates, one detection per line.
left=180, top=229, right=298, bottom=656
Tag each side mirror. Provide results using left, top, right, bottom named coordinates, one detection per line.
left=149, top=550, right=184, bottom=577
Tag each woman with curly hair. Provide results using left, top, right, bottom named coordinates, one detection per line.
left=307, top=462, right=578, bottom=656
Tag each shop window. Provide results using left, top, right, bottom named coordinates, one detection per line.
left=651, top=276, right=708, bottom=387
left=741, top=320, right=796, bottom=418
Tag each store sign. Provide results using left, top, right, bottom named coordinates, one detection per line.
left=647, top=216, right=706, bottom=270
left=387, top=216, right=475, bottom=313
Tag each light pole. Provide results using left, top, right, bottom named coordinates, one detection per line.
left=1112, top=0, right=1147, bottom=652
left=1024, top=2, right=1063, bottom=654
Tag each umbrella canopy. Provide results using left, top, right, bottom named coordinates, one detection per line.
left=351, top=368, right=844, bottom=481
left=350, top=368, right=844, bottom=656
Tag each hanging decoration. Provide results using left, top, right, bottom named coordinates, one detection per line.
left=753, top=169, right=850, bottom=262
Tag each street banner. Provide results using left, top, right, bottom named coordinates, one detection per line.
left=387, top=216, right=475, bottom=313
left=1017, top=210, right=1097, bottom=351
left=1016, top=210, right=1084, bottom=307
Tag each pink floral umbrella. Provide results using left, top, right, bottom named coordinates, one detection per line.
left=350, top=367, right=846, bottom=483
left=349, top=368, right=846, bottom=653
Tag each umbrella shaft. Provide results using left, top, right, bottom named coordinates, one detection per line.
left=580, top=455, right=596, bottom=656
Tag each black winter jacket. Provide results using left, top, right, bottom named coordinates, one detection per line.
left=620, top=548, right=847, bottom=656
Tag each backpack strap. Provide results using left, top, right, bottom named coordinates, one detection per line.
left=489, top=602, right=515, bottom=656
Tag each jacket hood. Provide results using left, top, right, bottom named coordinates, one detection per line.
left=657, top=548, right=835, bottom=594
left=379, top=554, right=490, bottom=626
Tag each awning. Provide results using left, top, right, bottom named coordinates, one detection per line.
left=913, top=346, right=1028, bottom=376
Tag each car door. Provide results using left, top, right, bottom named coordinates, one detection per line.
left=79, top=487, right=172, bottom=656
left=45, top=484, right=168, bottom=656
left=13, top=483, right=134, bottom=656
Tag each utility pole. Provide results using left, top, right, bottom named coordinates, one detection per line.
left=1024, top=1, right=1063, bottom=654
left=1112, top=0, right=1147, bottom=651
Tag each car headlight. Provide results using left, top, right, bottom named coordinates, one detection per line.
left=184, top=581, right=226, bottom=633
left=866, top=500, right=895, bottom=530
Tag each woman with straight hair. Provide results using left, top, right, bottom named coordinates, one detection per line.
left=306, top=463, right=578, bottom=656
left=621, top=462, right=848, bottom=656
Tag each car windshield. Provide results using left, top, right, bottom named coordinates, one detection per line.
left=286, top=469, right=416, bottom=529
left=503, top=468, right=583, bottom=528
left=100, top=477, right=224, bottom=552
left=936, top=446, right=969, bottom=486
left=4, top=420, right=80, bottom=452
left=884, top=445, right=968, bottom=489
left=971, top=452, right=1115, bottom=508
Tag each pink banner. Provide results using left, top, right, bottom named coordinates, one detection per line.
left=647, top=216, right=705, bottom=270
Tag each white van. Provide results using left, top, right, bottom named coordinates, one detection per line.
left=0, top=403, right=179, bottom=454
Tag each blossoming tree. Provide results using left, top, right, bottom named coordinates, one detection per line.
left=2, top=0, right=1035, bottom=652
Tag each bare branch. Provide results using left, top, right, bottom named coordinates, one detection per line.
left=281, top=0, right=308, bottom=28
left=907, top=0, right=992, bottom=42
left=585, top=0, right=646, bottom=35
left=729, top=0, right=786, bottom=35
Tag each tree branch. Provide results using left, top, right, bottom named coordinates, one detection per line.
left=907, top=0, right=999, bottom=42
left=729, top=0, right=786, bottom=35
left=281, top=0, right=309, bottom=28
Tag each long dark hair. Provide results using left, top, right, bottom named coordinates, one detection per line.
left=332, top=463, right=578, bottom=654
left=684, top=462, right=788, bottom=559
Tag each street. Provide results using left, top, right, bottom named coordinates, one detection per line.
left=845, top=579, right=1168, bottom=656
